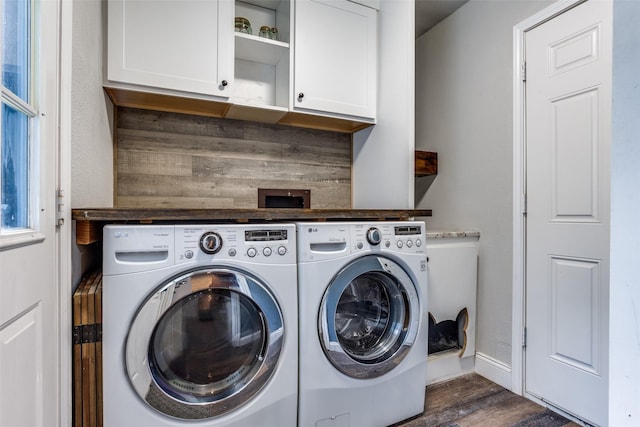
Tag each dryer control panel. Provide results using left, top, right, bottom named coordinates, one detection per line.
left=351, top=222, right=425, bottom=255
left=296, top=221, right=426, bottom=262
left=175, top=224, right=296, bottom=264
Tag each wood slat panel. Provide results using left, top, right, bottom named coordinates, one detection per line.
left=117, top=151, right=192, bottom=176
left=117, top=129, right=286, bottom=161
left=72, top=272, right=103, bottom=427
left=117, top=127, right=351, bottom=166
left=115, top=107, right=352, bottom=209
left=94, top=280, right=103, bottom=427
left=72, top=274, right=88, bottom=427
left=190, top=157, right=350, bottom=182
left=116, top=185, right=351, bottom=209
left=117, top=175, right=350, bottom=200
left=87, top=275, right=100, bottom=427
left=116, top=196, right=238, bottom=209
left=117, top=109, right=351, bottom=154
left=243, top=120, right=351, bottom=146
left=80, top=280, right=92, bottom=427
left=117, top=165, right=350, bottom=189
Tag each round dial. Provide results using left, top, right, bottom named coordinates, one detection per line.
left=199, top=231, right=223, bottom=255
left=366, top=227, right=382, bottom=245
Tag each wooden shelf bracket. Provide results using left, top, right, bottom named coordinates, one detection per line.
left=415, top=151, right=438, bottom=177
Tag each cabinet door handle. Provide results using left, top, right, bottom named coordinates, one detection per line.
left=221, top=80, right=228, bottom=87
left=298, top=92, right=304, bottom=100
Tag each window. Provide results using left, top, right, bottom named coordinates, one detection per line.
left=1, top=0, right=36, bottom=232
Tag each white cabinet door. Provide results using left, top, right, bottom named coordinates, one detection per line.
left=108, top=0, right=234, bottom=97
left=293, top=0, right=377, bottom=120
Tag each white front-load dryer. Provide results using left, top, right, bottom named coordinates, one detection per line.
left=102, top=224, right=297, bottom=427
left=296, top=222, right=428, bottom=427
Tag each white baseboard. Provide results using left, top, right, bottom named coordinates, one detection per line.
left=475, top=352, right=512, bottom=390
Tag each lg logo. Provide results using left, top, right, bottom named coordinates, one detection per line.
left=307, top=227, right=318, bottom=233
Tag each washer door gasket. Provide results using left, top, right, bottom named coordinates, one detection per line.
left=318, top=255, right=420, bottom=379
left=126, top=267, right=284, bottom=420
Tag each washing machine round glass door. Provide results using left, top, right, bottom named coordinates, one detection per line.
left=319, top=255, right=420, bottom=379
left=125, top=267, right=284, bottom=420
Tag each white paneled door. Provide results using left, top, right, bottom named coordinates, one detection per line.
left=0, top=0, right=62, bottom=426
left=525, top=1, right=611, bottom=425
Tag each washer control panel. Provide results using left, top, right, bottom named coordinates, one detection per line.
left=175, top=224, right=296, bottom=264
left=199, top=231, right=223, bottom=254
left=366, top=227, right=382, bottom=245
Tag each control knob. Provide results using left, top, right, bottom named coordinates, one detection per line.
left=199, top=231, right=223, bottom=255
left=366, top=227, right=382, bottom=246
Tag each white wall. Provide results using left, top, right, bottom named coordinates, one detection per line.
left=352, top=0, right=414, bottom=209
left=609, top=0, right=640, bottom=424
left=70, top=0, right=114, bottom=285
left=71, top=0, right=113, bottom=209
left=415, top=0, right=552, bottom=367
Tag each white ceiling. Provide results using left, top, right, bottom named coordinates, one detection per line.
left=415, top=0, right=469, bottom=38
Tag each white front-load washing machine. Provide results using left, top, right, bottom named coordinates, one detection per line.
left=102, top=224, right=297, bottom=427
left=296, top=221, right=428, bottom=427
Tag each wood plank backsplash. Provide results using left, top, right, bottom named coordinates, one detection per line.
left=115, top=108, right=352, bottom=209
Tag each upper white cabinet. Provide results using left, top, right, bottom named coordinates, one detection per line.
left=105, top=0, right=377, bottom=132
left=293, top=0, right=377, bottom=121
left=107, top=0, right=234, bottom=98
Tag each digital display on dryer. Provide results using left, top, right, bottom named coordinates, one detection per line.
left=245, top=229, right=288, bottom=241
left=394, top=226, right=422, bottom=236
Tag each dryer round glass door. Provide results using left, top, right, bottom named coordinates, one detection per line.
left=125, top=268, right=284, bottom=419
left=319, top=255, right=420, bottom=379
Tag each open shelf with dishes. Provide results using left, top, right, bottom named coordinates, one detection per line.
left=235, top=32, right=289, bottom=65
left=233, top=0, right=291, bottom=112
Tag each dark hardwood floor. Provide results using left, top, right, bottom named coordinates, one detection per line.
left=392, top=373, right=580, bottom=427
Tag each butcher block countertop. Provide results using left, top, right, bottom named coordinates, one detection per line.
left=71, top=208, right=432, bottom=245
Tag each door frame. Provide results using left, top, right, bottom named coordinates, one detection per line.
left=511, top=0, right=587, bottom=396
left=58, top=0, right=73, bottom=425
